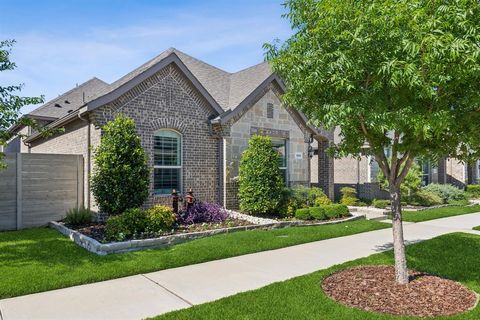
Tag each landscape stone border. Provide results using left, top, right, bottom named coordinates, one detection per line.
left=49, top=213, right=364, bottom=256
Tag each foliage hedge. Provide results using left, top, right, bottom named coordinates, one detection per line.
left=239, top=135, right=284, bottom=215
left=105, top=208, right=147, bottom=241
left=372, top=199, right=389, bottom=209
left=91, top=114, right=150, bottom=215
left=146, top=205, right=176, bottom=233
left=466, top=185, right=480, bottom=199
left=320, top=204, right=350, bottom=219
left=294, top=204, right=349, bottom=221
left=422, top=183, right=467, bottom=204
left=283, top=186, right=329, bottom=216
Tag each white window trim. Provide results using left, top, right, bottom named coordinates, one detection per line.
left=153, top=129, right=183, bottom=195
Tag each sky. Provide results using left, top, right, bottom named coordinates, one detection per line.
left=0, top=0, right=292, bottom=114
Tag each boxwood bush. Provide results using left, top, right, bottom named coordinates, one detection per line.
left=105, top=208, right=147, bottom=241
left=295, top=208, right=312, bottom=220
left=320, top=204, right=350, bottom=219
left=239, top=135, right=284, bottom=215
left=309, top=206, right=327, bottom=220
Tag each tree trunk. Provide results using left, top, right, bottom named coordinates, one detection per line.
left=390, top=185, right=409, bottom=284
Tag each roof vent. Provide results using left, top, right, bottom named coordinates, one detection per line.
left=67, top=109, right=74, bottom=113
left=64, top=100, right=71, bottom=104
left=267, top=103, right=274, bottom=118
left=54, top=103, right=62, bottom=108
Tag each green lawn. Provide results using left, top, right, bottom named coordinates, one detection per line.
left=401, top=205, right=480, bottom=222
left=0, top=219, right=388, bottom=299
left=155, top=232, right=480, bottom=320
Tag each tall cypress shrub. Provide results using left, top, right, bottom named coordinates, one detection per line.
left=91, top=114, right=150, bottom=215
left=239, top=135, right=285, bottom=215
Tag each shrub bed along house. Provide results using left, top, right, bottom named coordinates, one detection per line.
left=295, top=204, right=350, bottom=221
left=466, top=184, right=480, bottom=199
left=71, top=203, right=250, bottom=243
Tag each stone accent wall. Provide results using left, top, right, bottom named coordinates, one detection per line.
left=223, top=88, right=312, bottom=209
left=446, top=158, right=467, bottom=188
left=91, top=64, right=221, bottom=207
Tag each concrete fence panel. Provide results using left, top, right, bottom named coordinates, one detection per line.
left=0, top=153, right=83, bottom=231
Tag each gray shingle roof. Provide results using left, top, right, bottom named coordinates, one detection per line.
left=91, top=48, right=273, bottom=112
left=29, top=77, right=109, bottom=119
left=28, top=48, right=275, bottom=118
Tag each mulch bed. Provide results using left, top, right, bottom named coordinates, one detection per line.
left=72, top=218, right=253, bottom=243
left=322, top=265, right=478, bottom=317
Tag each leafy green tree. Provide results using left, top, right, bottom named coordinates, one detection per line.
left=1, top=40, right=43, bottom=169
left=265, top=0, right=480, bottom=283
left=91, top=114, right=150, bottom=215
left=239, top=135, right=285, bottom=214
left=378, top=162, right=422, bottom=199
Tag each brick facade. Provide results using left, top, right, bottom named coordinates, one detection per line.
left=91, top=64, right=221, bottom=208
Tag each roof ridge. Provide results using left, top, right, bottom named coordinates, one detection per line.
left=171, top=48, right=232, bottom=75
left=28, top=77, right=106, bottom=115
left=231, top=60, right=269, bottom=75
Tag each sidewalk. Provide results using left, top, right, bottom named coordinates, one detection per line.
left=1, top=213, right=480, bottom=320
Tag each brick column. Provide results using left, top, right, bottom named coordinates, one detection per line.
left=437, top=158, right=447, bottom=184
left=317, top=139, right=334, bottom=200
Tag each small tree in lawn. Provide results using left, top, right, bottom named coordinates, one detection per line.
left=239, top=135, right=285, bottom=215
left=91, top=114, right=150, bottom=215
left=265, top=0, right=480, bottom=283
left=1, top=40, right=43, bottom=169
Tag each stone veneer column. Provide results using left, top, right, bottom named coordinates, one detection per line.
left=317, top=139, right=334, bottom=200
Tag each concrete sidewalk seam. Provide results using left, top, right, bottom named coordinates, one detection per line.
left=141, top=274, right=194, bottom=307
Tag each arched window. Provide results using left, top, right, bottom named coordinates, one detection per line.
left=153, top=129, right=182, bottom=194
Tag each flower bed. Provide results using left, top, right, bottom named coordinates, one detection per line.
left=50, top=208, right=364, bottom=255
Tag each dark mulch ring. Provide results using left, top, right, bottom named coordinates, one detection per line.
left=72, top=218, right=253, bottom=243
left=321, top=265, right=478, bottom=318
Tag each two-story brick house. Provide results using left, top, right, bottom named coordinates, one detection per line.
left=13, top=48, right=334, bottom=210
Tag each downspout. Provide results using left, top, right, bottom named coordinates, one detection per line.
left=78, top=109, right=91, bottom=209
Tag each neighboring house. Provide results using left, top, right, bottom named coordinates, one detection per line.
left=9, top=48, right=334, bottom=210
left=310, top=126, right=479, bottom=200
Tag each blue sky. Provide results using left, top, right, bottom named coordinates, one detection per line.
left=0, top=0, right=291, bottom=114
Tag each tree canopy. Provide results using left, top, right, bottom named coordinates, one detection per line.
left=265, top=0, right=480, bottom=284
left=0, top=40, right=44, bottom=168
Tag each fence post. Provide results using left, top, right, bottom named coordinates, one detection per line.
left=16, top=153, right=22, bottom=230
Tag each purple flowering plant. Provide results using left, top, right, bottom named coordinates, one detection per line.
left=177, top=202, right=229, bottom=225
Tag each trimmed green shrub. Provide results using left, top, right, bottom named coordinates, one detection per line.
left=309, top=206, right=327, bottom=220
left=64, top=207, right=93, bottom=227
left=239, top=135, right=285, bottom=215
left=372, top=199, right=389, bottom=209
left=408, top=190, right=443, bottom=206
left=295, top=208, right=312, bottom=220
left=91, top=114, right=150, bottom=215
left=466, top=185, right=480, bottom=199
left=320, top=204, right=350, bottom=218
left=422, top=183, right=467, bottom=204
left=146, top=205, right=176, bottom=232
left=282, top=186, right=329, bottom=216
left=105, top=208, right=147, bottom=241
left=339, top=187, right=359, bottom=206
